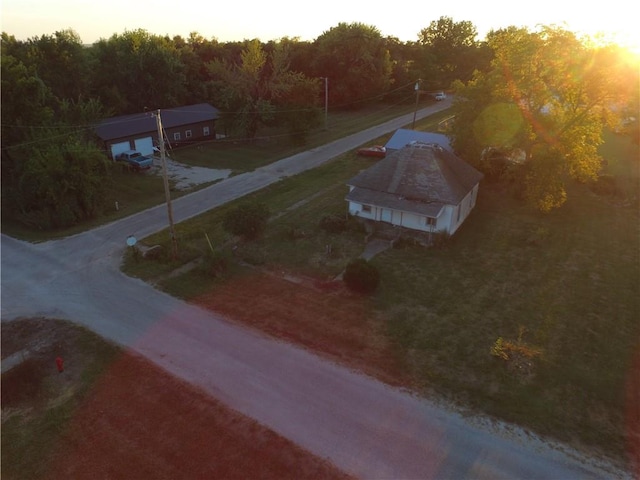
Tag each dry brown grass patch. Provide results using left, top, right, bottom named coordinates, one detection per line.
left=194, top=270, right=410, bottom=388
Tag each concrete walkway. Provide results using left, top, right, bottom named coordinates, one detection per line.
left=360, top=238, right=393, bottom=260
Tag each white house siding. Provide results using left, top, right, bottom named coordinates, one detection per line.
left=348, top=202, right=376, bottom=220
left=448, top=184, right=479, bottom=235
left=399, top=211, right=430, bottom=232
left=349, top=201, right=443, bottom=233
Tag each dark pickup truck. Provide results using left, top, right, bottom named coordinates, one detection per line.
left=116, top=150, right=153, bottom=171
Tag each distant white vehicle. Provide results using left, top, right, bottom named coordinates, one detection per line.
left=434, top=92, right=447, bottom=101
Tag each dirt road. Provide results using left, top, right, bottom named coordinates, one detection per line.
left=1, top=101, right=630, bottom=479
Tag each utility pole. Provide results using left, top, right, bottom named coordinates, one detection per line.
left=321, top=77, right=328, bottom=130
left=155, top=109, right=178, bottom=260
left=412, top=79, right=421, bottom=130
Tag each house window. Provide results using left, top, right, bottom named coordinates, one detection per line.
left=185, top=130, right=192, bottom=138
left=174, top=132, right=181, bottom=141
left=425, top=217, right=436, bottom=226
left=362, top=205, right=372, bottom=213
left=203, top=126, right=210, bottom=136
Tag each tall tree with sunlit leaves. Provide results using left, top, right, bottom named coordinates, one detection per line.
left=312, top=23, right=392, bottom=108
left=206, top=39, right=320, bottom=140
left=449, top=26, right=636, bottom=212
left=417, top=16, right=488, bottom=90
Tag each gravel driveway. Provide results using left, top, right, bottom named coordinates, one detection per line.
left=151, top=154, right=231, bottom=191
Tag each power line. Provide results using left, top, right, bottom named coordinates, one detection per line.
left=2, top=81, right=421, bottom=149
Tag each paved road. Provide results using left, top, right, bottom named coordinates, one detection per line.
left=1, top=101, right=629, bottom=479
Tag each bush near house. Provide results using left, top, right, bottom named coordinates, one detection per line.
left=343, top=258, right=380, bottom=294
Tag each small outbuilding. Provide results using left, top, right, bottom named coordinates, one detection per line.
left=346, top=140, right=483, bottom=236
left=96, top=103, right=220, bottom=159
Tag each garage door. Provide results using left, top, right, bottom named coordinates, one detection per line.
left=110, top=141, right=131, bottom=159
left=134, top=137, right=154, bottom=156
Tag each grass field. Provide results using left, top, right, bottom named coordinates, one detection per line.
left=123, top=125, right=640, bottom=469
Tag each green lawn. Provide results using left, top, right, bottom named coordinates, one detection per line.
left=167, top=99, right=443, bottom=173
left=125, top=123, right=640, bottom=464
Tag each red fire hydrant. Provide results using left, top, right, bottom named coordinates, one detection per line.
left=56, top=356, right=64, bottom=373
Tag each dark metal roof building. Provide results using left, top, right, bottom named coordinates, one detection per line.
left=95, top=103, right=220, bottom=141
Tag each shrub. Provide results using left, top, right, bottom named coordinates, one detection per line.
left=222, top=202, right=270, bottom=240
left=490, top=327, right=543, bottom=381
left=343, top=258, right=380, bottom=294
left=201, top=251, right=229, bottom=278
left=319, top=214, right=347, bottom=233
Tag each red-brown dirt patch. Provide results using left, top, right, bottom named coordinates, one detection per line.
left=194, top=270, right=411, bottom=389
left=46, top=351, right=352, bottom=480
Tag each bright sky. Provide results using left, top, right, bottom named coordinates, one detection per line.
left=2, top=0, right=639, bottom=53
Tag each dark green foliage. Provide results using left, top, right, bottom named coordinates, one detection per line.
left=90, top=29, right=187, bottom=114
left=8, top=137, right=113, bottom=230
left=319, top=214, right=347, bottom=233
left=201, top=250, right=229, bottom=278
left=312, top=23, right=393, bottom=108
left=417, top=16, right=489, bottom=88
left=343, top=258, right=380, bottom=294
left=222, top=202, right=270, bottom=240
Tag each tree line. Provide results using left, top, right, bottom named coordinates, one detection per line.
left=1, top=18, right=637, bottom=229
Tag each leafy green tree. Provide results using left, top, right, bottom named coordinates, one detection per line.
left=450, top=26, right=633, bottom=211
left=9, top=136, right=113, bottom=229
left=222, top=202, right=270, bottom=240
left=417, top=17, right=488, bottom=89
left=89, top=29, right=186, bottom=113
left=312, top=23, right=392, bottom=107
left=24, top=29, right=90, bottom=101
left=174, top=32, right=225, bottom=105
left=384, top=36, right=423, bottom=97
left=343, top=258, right=380, bottom=294
left=207, top=39, right=320, bottom=139
left=1, top=51, right=56, bottom=205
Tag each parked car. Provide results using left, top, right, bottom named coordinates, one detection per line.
left=356, top=145, right=386, bottom=158
left=116, top=149, right=153, bottom=171
left=434, top=92, right=446, bottom=101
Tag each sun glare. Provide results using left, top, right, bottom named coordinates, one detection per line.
left=589, top=29, right=640, bottom=57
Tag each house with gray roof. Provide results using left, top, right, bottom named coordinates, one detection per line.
left=346, top=141, right=483, bottom=235
left=96, top=103, right=220, bottom=159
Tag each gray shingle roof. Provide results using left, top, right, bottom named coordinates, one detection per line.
left=346, top=142, right=483, bottom=215
left=95, top=103, right=220, bottom=141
